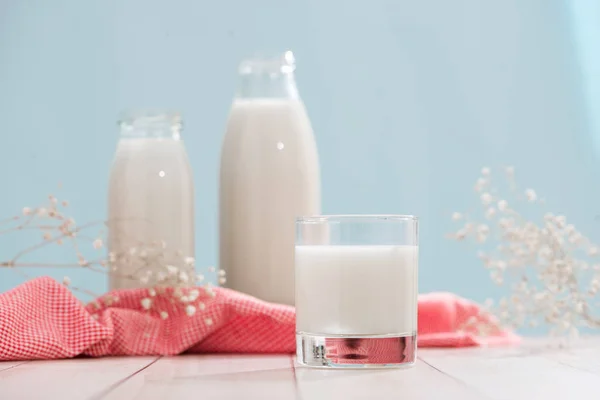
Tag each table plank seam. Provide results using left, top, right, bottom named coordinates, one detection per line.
left=544, top=356, right=600, bottom=376
left=290, top=355, right=303, bottom=400
left=418, top=356, right=494, bottom=400
left=88, top=356, right=162, bottom=400
left=0, top=361, right=29, bottom=373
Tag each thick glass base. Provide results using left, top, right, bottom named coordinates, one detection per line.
left=296, top=332, right=417, bottom=369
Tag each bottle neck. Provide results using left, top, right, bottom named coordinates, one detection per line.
left=235, top=51, right=299, bottom=100
left=119, top=112, right=182, bottom=140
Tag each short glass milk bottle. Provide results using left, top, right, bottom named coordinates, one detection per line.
left=107, top=111, right=195, bottom=290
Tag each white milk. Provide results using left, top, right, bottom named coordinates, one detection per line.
left=108, top=137, right=194, bottom=290
left=295, top=245, right=418, bottom=335
left=219, top=98, right=321, bottom=305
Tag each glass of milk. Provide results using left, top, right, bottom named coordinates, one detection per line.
left=295, top=215, right=418, bottom=368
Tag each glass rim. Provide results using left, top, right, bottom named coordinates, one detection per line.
left=119, top=109, right=181, bottom=123
left=296, top=214, right=418, bottom=223
left=239, top=50, right=296, bottom=74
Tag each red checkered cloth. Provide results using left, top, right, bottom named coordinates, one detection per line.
left=0, top=277, right=519, bottom=361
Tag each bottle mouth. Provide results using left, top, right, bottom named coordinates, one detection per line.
left=238, top=50, right=296, bottom=75
left=118, top=110, right=182, bottom=139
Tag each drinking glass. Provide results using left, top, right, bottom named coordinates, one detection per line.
left=295, top=215, right=418, bottom=368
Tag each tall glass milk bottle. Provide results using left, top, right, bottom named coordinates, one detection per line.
left=108, top=112, right=195, bottom=290
left=219, top=51, right=321, bottom=305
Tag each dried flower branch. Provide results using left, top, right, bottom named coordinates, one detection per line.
left=1, top=191, right=225, bottom=324
left=449, top=167, right=600, bottom=339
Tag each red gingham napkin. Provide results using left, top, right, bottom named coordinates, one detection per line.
left=0, top=277, right=519, bottom=361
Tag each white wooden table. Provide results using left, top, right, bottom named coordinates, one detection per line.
left=1, top=338, right=599, bottom=399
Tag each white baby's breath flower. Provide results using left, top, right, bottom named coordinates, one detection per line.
left=43, top=232, right=52, bottom=240
left=179, top=271, right=189, bottom=283
left=481, top=167, right=491, bottom=176
left=141, top=298, right=152, bottom=310
left=196, top=274, right=205, bottom=283
left=455, top=229, right=467, bottom=241
left=497, top=200, right=508, bottom=211
left=474, top=178, right=487, bottom=192
left=184, top=256, right=195, bottom=266
left=166, top=265, right=178, bottom=275
left=477, top=224, right=490, bottom=235
left=218, top=269, right=226, bottom=277
left=22, top=207, right=32, bottom=216
left=485, top=207, right=496, bottom=219
left=198, top=302, right=206, bottom=310
left=208, top=266, right=216, bottom=273
left=204, top=317, right=213, bottom=326
left=218, top=277, right=227, bottom=285
left=148, top=288, right=156, bottom=297
left=92, top=238, right=103, bottom=249
left=37, top=207, right=47, bottom=217
left=160, top=311, right=168, bottom=320
left=451, top=212, right=462, bottom=221
left=448, top=166, right=600, bottom=338
left=61, top=200, right=69, bottom=207
left=568, top=233, right=582, bottom=244
left=189, top=289, right=200, bottom=301
left=525, top=189, right=537, bottom=202
left=480, top=193, right=493, bottom=205
left=185, top=304, right=196, bottom=317
left=62, top=276, right=71, bottom=286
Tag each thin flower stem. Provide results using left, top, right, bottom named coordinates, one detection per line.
left=0, top=215, right=20, bottom=227
left=10, top=220, right=104, bottom=262
left=5, top=260, right=104, bottom=268
left=69, top=285, right=100, bottom=299
left=0, top=224, right=70, bottom=235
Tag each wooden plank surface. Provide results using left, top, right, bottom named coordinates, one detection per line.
left=294, top=357, right=488, bottom=400
left=419, top=342, right=600, bottom=400
left=541, top=339, right=600, bottom=375
left=0, top=357, right=158, bottom=400
left=103, top=354, right=296, bottom=400
left=1, top=339, right=600, bottom=399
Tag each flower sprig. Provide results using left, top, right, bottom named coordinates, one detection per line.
left=1, top=191, right=225, bottom=322
left=449, top=167, right=600, bottom=339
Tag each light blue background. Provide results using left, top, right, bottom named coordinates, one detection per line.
left=2, top=0, right=600, bottom=325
